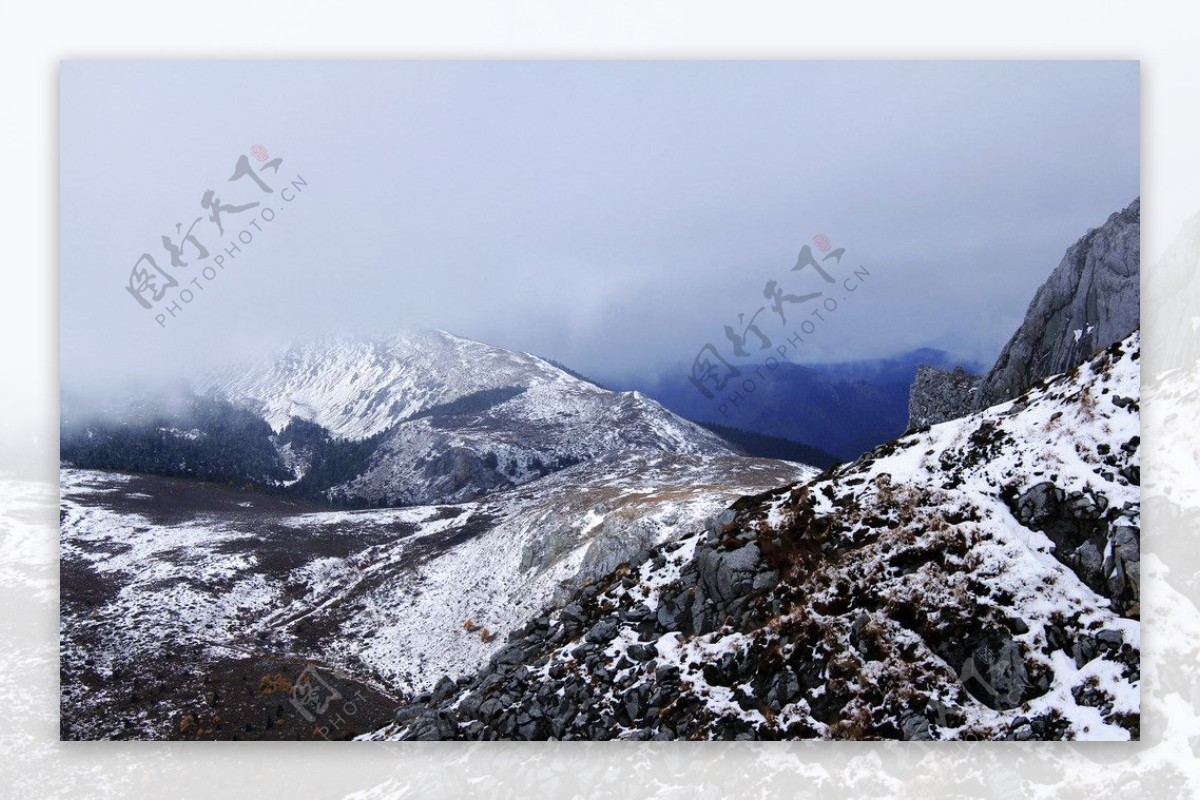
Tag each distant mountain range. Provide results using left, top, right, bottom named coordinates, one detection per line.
left=59, top=335, right=976, bottom=502
left=615, top=348, right=984, bottom=462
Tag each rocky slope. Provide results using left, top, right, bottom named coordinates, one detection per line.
left=908, top=198, right=1139, bottom=428
left=201, top=331, right=735, bottom=505
left=59, top=451, right=815, bottom=738
left=375, top=332, right=1141, bottom=741
left=979, top=198, right=1139, bottom=407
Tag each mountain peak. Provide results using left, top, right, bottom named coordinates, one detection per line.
left=204, top=329, right=580, bottom=439
left=200, top=330, right=737, bottom=505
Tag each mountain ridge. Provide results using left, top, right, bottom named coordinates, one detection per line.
left=202, top=330, right=744, bottom=505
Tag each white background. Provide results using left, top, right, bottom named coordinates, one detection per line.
left=2, top=1, right=1199, bottom=798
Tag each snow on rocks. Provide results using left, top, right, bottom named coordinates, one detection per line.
left=375, top=333, right=1140, bottom=741
left=59, top=451, right=814, bottom=738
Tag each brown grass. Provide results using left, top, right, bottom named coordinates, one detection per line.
left=258, top=673, right=294, bottom=695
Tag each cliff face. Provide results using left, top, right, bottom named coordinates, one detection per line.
left=908, top=198, right=1140, bottom=426
left=907, top=365, right=981, bottom=430
left=978, top=198, right=1140, bottom=409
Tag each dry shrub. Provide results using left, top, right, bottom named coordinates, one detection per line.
left=258, top=673, right=294, bottom=695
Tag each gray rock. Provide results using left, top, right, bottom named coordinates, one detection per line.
left=963, top=634, right=1034, bottom=710
left=695, top=542, right=762, bottom=606
left=765, top=668, right=801, bottom=711
left=655, top=596, right=684, bottom=630
left=901, top=713, right=934, bottom=741
left=1111, top=525, right=1140, bottom=562
left=457, top=693, right=483, bottom=719
left=585, top=618, right=619, bottom=644
left=405, top=709, right=459, bottom=741
left=906, top=198, right=1139, bottom=424
left=704, top=510, right=738, bottom=543
left=560, top=602, right=586, bottom=625
left=431, top=675, right=458, bottom=704
left=752, top=569, right=780, bottom=592
left=977, top=198, right=1140, bottom=409
left=492, top=645, right=525, bottom=667
left=627, top=643, right=658, bottom=662
left=1016, top=482, right=1065, bottom=525
left=1012, top=723, right=1035, bottom=741
left=1065, top=490, right=1108, bottom=520
left=622, top=604, right=654, bottom=623
left=907, top=365, right=981, bottom=430
left=478, top=695, right=504, bottom=719
left=1101, top=524, right=1141, bottom=613
left=1073, top=635, right=1100, bottom=669
left=655, top=663, right=681, bottom=683
left=393, top=704, right=424, bottom=724
left=1074, top=541, right=1104, bottom=585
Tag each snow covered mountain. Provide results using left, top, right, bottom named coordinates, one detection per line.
left=59, top=312, right=1141, bottom=742
left=200, top=330, right=735, bottom=505
left=377, top=332, right=1141, bottom=741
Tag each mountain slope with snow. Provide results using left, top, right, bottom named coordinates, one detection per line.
left=377, top=332, right=1141, bottom=741
left=201, top=330, right=737, bottom=505
left=59, top=451, right=816, bottom=738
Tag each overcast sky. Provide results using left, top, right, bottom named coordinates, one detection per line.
left=60, top=61, right=1138, bottom=389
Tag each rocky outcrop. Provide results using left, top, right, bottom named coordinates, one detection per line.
left=907, top=365, right=981, bottom=429
left=907, top=198, right=1139, bottom=426
left=1007, top=473, right=1141, bottom=618
left=977, top=198, right=1140, bottom=409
